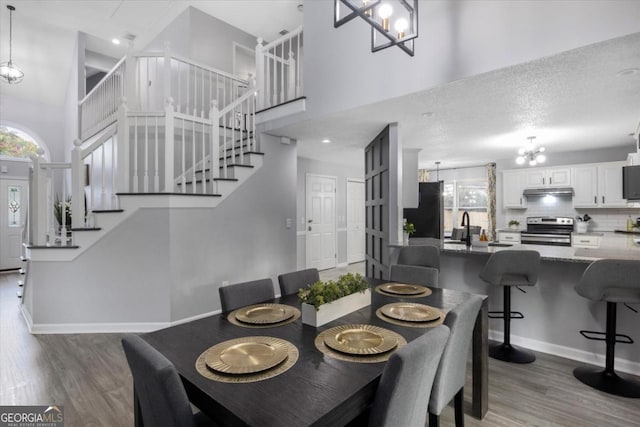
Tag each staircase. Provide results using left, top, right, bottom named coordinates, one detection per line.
left=21, top=28, right=304, bottom=333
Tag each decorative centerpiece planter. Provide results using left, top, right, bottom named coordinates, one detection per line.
left=298, top=273, right=371, bottom=327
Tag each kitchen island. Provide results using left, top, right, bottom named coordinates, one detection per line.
left=399, top=235, right=640, bottom=376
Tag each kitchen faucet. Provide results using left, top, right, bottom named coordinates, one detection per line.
left=461, top=211, right=471, bottom=248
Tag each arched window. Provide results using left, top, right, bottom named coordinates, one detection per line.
left=0, top=125, right=40, bottom=158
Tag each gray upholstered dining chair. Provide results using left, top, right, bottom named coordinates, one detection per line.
left=121, top=334, right=215, bottom=427
left=396, top=245, right=441, bottom=271
left=479, top=250, right=540, bottom=364
left=368, top=325, right=450, bottom=427
left=389, top=264, right=438, bottom=287
left=277, top=268, right=320, bottom=296
left=218, top=278, right=275, bottom=312
left=573, top=259, right=640, bottom=398
left=428, top=294, right=484, bottom=427
left=480, top=250, right=540, bottom=363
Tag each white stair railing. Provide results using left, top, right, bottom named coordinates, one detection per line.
left=256, top=26, right=303, bottom=111
left=29, top=153, right=74, bottom=246
left=79, top=57, right=126, bottom=141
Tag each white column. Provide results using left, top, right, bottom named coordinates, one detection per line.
left=71, top=139, right=85, bottom=228
left=164, top=97, right=175, bottom=192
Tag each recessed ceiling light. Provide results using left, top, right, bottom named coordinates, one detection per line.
left=422, top=112, right=434, bottom=118
left=616, top=68, right=639, bottom=77
left=111, top=38, right=121, bottom=45
left=321, top=139, right=331, bottom=144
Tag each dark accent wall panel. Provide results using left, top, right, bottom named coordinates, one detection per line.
left=365, top=126, right=390, bottom=279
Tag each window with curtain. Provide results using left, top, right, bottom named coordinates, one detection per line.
left=443, top=179, right=489, bottom=236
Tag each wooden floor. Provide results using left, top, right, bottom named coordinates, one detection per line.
left=2, top=270, right=639, bottom=426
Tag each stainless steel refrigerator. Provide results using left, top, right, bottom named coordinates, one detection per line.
left=402, top=182, right=444, bottom=238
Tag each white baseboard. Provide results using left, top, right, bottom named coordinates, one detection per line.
left=21, top=305, right=222, bottom=334
left=489, top=330, right=640, bottom=376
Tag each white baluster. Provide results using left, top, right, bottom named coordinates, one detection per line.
left=154, top=116, right=159, bottom=192
left=144, top=116, right=149, bottom=192
left=116, top=98, right=130, bottom=193
left=210, top=100, right=219, bottom=190
left=192, top=118, right=196, bottom=194
left=164, top=97, right=175, bottom=192
left=201, top=119, right=206, bottom=194
left=101, top=139, right=106, bottom=207
left=181, top=118, right=186, bottom=193
left=132, top=116, right=138, bottom=193
left=255, top=38, right=265, bottom=110
left=288, top=51, right=296, bottom=102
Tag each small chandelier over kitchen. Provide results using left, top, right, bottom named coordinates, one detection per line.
left=334, top=0, right=418, bottom=56
left=516, top=136, right=546, bottom=166
left=0, top=5, right=24, bottom=84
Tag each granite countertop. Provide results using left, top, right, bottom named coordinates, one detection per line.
left=402, top=232, right=640, bottom=263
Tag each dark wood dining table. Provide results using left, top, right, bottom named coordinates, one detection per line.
left=139, top=279, right=488, bottom=426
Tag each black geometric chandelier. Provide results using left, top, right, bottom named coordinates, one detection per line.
left=334, top=0, right=418, bottom=56
left=0, top=5, right=24, bottom=84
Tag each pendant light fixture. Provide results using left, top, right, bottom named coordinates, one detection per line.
left=334, top=0, right=419, bottom=56
left=516, top=136, right=546, bottom=166
left=0, top=5, right=24, bottom=84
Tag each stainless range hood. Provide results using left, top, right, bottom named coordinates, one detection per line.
left=523, top=187, right=574, bottom=197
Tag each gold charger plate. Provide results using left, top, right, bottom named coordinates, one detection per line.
left=205, top=336, right=289, bottom=374
left=196, top=338, right=298, bottom=383
left=235, top=303, right=295, bottom=325
left=315, top=327, right=407, bottom=363
left=378, top=283, right=428, bottom=295
left=380, top=302, right=441, bottom=322
left=323, top=324, right=398, bottom=355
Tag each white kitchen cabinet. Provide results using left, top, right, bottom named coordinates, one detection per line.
left=497, top=230, right=521, bottom=244
left=572, top=161, right=627, bottom=208
left=572, top=165, right=598, bottom=207
left=502, top=170, right=527, bottom=208
left=572, top=234, right=601, bottom=248
left=598, top=162, right=626, bottom=207
left=525, top=167, right=571, bottom=188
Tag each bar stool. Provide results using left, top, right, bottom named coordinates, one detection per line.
left=479, top=250, right=540, bottom=363
left=573, top=259, right=640, bottom=398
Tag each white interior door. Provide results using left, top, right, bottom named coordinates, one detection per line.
left=306, top=174, right=336, bottom=270
left=0, top=178, right=28, bottom=270
left=347, top=179, right=365, bottom=264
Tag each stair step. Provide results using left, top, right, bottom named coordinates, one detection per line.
left=70, top=227, right=102, bottom=232
left=92, top=209, right=124, bottom=213
left=19, top=268, right=25, bottom=275
left=21, top=256, right=27, bottom=262
left=220, top=164, right=254, bottom=169
left=18, top=280, right=24, bottom=287
left=117, top=192, right=221, bottom=197
left=26, top=244, right=80, bottom=249
left=17, top=290, right=22, bottom=299
left=214, top=178, right=239, bottom=182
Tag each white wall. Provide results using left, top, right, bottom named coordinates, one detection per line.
left=303, top=0, right=640, bottom=120
left=296, top=155, right=365, bottom=269
left=145, top=6, right=256, bottom=75
left=24, top=133, right=297, bottom=330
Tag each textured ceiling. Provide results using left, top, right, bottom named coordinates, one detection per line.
left=284, top=32, right=640, bottom=169
left=1, top=1, right=638, bottom=170
left=0, top=0, right=303, bottom=106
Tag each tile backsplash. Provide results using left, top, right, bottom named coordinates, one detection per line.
left=505, top=196, right=640, bottom=231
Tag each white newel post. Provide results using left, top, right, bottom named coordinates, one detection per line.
left=287, top=51, right=296, bottom=102
left=255, top=38, right=265, bottom=111
left=164, top=97, right=175, bottom=192
left=209, top=100, right=220, bottom=191
left=124, top=54, right=138, bottom=111
left=71, top=139, right=85, bottom=228
left=163, top=42, right=172, bottom=103
left=29, top=152, right=48, bottom=245
left=116, top=98, right=130, bottom=193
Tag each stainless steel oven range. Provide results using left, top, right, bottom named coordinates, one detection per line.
left=521, top=217, right=574, bottom=246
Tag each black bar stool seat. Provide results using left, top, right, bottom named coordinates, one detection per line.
left=479, top=250, right=540, bottom=364
left=574, top=259, right=640, bottom=398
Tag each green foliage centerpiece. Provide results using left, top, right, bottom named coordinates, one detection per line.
left=298, top=273, right=371, bottom=327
